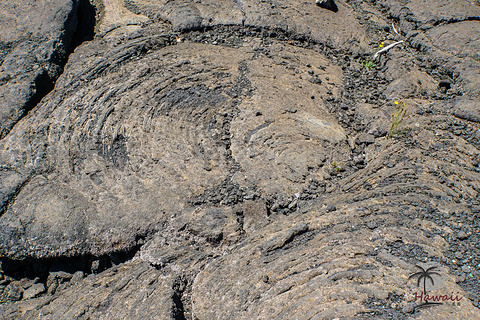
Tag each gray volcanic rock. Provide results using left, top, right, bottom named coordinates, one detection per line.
left=1, top=0, right=480, bottom=319
left=379, top=0, right=480, bottom=97
left=1, top=261, right=186, bottom=319
left=0, top=0, right=95, bottom=139
left=128, top=0, right=369, bottom=51
left=453, top=98, right=480, bottom=123
left=0, top=26, right=347, bottom=259
left=316, top=0, right=338, bottom=12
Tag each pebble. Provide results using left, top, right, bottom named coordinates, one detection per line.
left=22, top=283, right=45, bottom=300
left=366, top=221, right=377, bottom=229
left=70, top=271, right=85, bottom=284
left=353, top=154, right=365, bottom=165
left=316, top=0, right=338, bottom=12
left=402, top=302, right=416, bottom=314
left=326, top=205, right=336, bottom=212
left=456, top=273, right=466, bottom=283
left=356, top=133, right=375, bottom=145
left=6, top=284, right=23, bottom=301
left=457, top=231, right=468, bottom=240
left=309, top=77, right=322, bottom=85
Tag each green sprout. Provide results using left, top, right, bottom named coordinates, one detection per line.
left=388, top=100, right=408, bottom=138
left=331, top=161, right=345, bottom=174
left=361, top=59, right=376, bottom=70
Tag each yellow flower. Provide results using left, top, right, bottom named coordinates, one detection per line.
left=379, top=42, right=384, bottom=48
left=394, top=101, right=399, bottom=105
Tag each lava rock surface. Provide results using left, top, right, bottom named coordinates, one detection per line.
left=1, top=0, right=480, bottom=319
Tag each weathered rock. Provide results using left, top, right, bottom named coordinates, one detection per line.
left=457, top=231, right=469, bottom=240
left=316, top=0, right=338, bottom=12
left=0, top=261, right=187, bottom=319
left=0, top=32, right=348, bottom=260
left=0, top=0, right=95, bottom=139
left=453, top=99, right=480, bottom=123
left=356, top=132, right=375, bottom=145
left=192, top=191, right=480, bottom=319
left=22, top=284, right=45, bottom=300
left=380, top=0, right=480, bottom=97
left=128, top=0, right=369, bottom=51
left=243, top=200, right=268, bottom=233
left=382, top=69, right=438, bottom=99
left=3, top=284, right=22, bottom=302
left=1, top=0, right=480, bottom=319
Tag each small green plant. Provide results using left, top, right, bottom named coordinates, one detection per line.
left=361, top=59, right=376, bottom=70
left=388, top=100, right=407, bottom=137
left=331, top=161, right=345, bottom=174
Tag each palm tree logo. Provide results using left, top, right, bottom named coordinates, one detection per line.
left=409, top=264, right=441, bottom=294
left=408, top=263, right=444, bottom=308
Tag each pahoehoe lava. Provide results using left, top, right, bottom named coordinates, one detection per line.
left=1, top=0, right=480, bottom=319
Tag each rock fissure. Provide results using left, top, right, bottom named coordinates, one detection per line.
left=0, top=0, right=95, bottom=140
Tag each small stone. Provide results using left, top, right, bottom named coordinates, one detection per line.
left=70, top=271, right=85, bottom=284
left=309, top=77, right=322, bottom=85
left=455, top=251, right=463, bottom=259
left=366, top=221, right=377, bottom=229
left=457, top=231, right=468, bottom=240
left=456, top=273, right=466, bottom=283
left=373, top=289, right=388, bottom=300
left=47, top=271, right=72, bottom=289
left=6, top=284, right=23, bottom=301
left=326, top=205, right=336, bottom=212
left=402, top=302, right=415, bottom=314
left=316, top=0, right=338, bottom=12
left=356, top=133, right=375, bottom=145
left=22, top=283, right=45, bottom=300
left=288, top=199, right=298, bottom=210
left=91, top=259, right=101, bottom=273
left=353, top=154, right=365, bottom=165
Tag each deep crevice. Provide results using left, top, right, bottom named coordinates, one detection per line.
left=0, top=244, right=140, bottom=282
left=1, top=0, right=95, bottom=140
left=172, top=278, right=188, bottom=320
left=0, top=232, right=151, bottom=301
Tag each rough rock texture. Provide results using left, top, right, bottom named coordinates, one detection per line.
left=0, top=0, right=95, bottom=139
left=1, top=0, right=480, bottom=319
